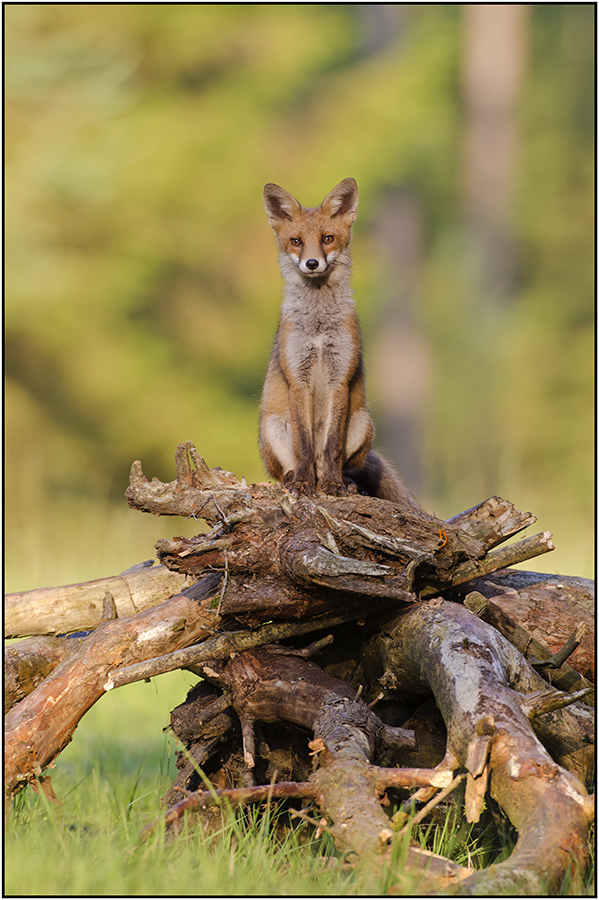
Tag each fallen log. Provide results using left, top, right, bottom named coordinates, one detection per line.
left=104, top=610, right=363, bottom=691
left=453, top=570, right=595, bottom=684
left=125, top=443, right=554, bottom=615
left=145, top=645, right=472, bottom=892
left=5, top=562, right=189, bottom=639
left=5, top=635, right=84, bottom=714
left=144, top=607, right=592, bottom=892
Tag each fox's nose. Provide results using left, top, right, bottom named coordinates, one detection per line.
left=305, top=258, right=320, bottom=271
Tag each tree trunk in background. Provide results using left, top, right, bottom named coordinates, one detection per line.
left=462, top=3, right=529, bottom=303
left=459, top=4, right=529, bottom=497
left=371, top=191, right=429, bottom=498
left=355, top=4, right=406, bottom=58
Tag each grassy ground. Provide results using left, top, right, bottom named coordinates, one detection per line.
left=4, top=691, right=511, bottom=898
left=6, top=666, right=594, bottom=896
left=4, top=640, right=513, bottom=896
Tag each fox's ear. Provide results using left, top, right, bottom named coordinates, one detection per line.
left=321, top=178, right=359, bottom=222
left=263, top=184, right=302, bottom=225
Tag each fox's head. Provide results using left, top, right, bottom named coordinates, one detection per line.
left=263, top=178, right=358, bottom=279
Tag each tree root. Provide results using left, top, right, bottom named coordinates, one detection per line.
left=363, top=599, right=594, bottom=894
left=146, top=616, right=593, bottom=892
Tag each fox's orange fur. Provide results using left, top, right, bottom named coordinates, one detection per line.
left=260, top=177, right=419, bottom=509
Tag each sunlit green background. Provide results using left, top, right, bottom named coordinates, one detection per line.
left=6, top=4, right=594, bottom=593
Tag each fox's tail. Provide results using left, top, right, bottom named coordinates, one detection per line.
left=345, top=449, right=422, bottom=512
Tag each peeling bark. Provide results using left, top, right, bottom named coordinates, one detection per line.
left=5, top=563, right=189, bottom=639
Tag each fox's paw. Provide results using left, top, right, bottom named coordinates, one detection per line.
left=289, top=481, right=316, bottom=498
left=319, top=478, right=349, bottom=497
left=284, top=472, right=316, bottom=497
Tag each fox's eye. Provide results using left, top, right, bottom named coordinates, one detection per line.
left=322, top=234, right=334, bottom=244
left=290, top=237, right=302, bottom=246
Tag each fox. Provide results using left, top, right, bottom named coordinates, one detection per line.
left=259, top=177, right=421, bottom=510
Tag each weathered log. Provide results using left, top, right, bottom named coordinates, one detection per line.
left=453, top=570, right=595, bottom=684
left=5, top=635, right=84, bottom=714
left=126, top=444, right=555, bottom=613
left=5, top=563, right=189, bottom=638
left=105, top=610, right=363, bottom=691
left=463, top=591, right=594, bottom=705
left=6, top=442, right=593, bottom=893
left=151, top=489, right=477, bottom=604
left=141, top=597, right=592, bottom=890
left=446, top=495, right=537, bottom=548
left=420, top=531, right=555, bottom=597
left=4, top=574, right=221, bottom=797
left=161, top=680, right=241, bottom=814
left=362, top=600, right=594, bottom=894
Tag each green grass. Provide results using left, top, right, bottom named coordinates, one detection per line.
left=6, top=674, right=594, bottom=896
left=4, top=667, right=506, bottom=896
left=5, top=671, right=348, bottom=896
left=4, top=750, right=503, bottom=897
left=6, top=777, right=349, bottom=896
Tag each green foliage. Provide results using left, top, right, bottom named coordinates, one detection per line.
left=5, top=5, right=593, bottom=582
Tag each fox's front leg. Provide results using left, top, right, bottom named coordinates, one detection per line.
left=319, top=386, right=352, bottom=496
left=286, top=385, right=317, bottom=495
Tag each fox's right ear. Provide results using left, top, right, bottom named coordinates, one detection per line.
left=263, top=184, right=302, bottom=225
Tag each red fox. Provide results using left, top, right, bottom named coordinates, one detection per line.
left=260, top=177, right=420, bottom=509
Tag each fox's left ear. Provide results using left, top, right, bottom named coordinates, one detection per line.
left=321, top=178, right=359, bottom=222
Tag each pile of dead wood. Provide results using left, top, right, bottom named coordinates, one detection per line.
left=5, top=442, right=594, bottom=894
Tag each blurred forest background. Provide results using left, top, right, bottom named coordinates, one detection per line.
left=5, top=4, right=594, bottom=593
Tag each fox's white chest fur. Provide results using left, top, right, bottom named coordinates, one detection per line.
left=277, top=284, right=357, bottom=474
left=282, top=294, right=357, bottom=386
left=279, top=253, right=358, bottom=389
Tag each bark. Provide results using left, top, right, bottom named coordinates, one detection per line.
left=148, top=646, right=471, bottom=892
left=420, top=531, right=555, bottom=596
left=147, top=614, right=592, bottom=892
left=5, top=636, right=83, bottom=714
left=125, top=445, right=552, bottom=613
left=363, top=600, right=594, bottom=894
left=452, top=569, right=595, bottom=684
left=105, top=610, right=362, bottom=691
left=4, top=574, right=221, bottom=797
left=446, top=494, right=537, bottom=547
left=5, top=563, right=189, bottom=638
